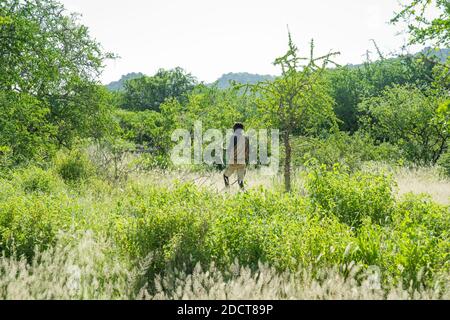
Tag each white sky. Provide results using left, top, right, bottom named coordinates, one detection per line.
left=60, top=0, right=421, bottom=84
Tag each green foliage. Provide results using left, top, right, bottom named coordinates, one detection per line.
left=327, top=55, right=437, bottom=132
left=354, top=193, right=449, bottom=289
left=305, top=164, right=396, bottom=228
left=134, top=154, right=172, bottom=171
left=0, top=0, right=115, bottom=163
left=437, top=150, right=450, bottom=177
left=0, top=91, right=56, bottom=162
left=0, top=146, right=13, bottom=175
left=115, top=109, right=170, bottom=154
left=169, top=84, right=257, bottom=130
left=121, top=67, right=197, bottom=111
left=292, top=132, right=403, bottom=169
left=13, top=166, right=62, bottom=194
left=359, top=84, right=449, bottom=165
left=0, top=193, right=69, bottom=260
left=0, top=165, right=448, bottom=292
left=391, top=0, right=450, bottom=47
left=54, top=149, right=95, bottom=183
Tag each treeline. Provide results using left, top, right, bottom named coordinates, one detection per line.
left=109, top=50, right=449, bottom=175
left=1, top=0, right=449, bottom=182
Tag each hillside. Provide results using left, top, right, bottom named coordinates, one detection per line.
left=212, top=72, right=276, bottom=89
left=106, top=72, right=144, bottom=91
left=106, top=71, right=276, bottom=91
left=105, top=48, right=448, bottom=92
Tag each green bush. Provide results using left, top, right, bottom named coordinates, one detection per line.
left=114, top=183, right=213, bottom=279
left=292, top=132, right=402, bottom=170
left=113, top=184, right=355, bottom=278
left=352, top=194, right=449, bottom=289
left=206, top=191, right=354, bottom=271
left=358, top=85, right=448, bottom=165
left=0, top=146, right=13, bottom=176
left=54, top=149, right=95, bottom=183
left=437, top=151, right=450, bottom=177
left=13, top=166, right=62, bottom=194
left=305, top=164, right=396, bottom=228
left=134, top=154, right=171, bottom=171
left=0, top=193, right=72, bottom=259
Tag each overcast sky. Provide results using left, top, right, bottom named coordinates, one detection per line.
left=60, top=0, right=422, bottom=84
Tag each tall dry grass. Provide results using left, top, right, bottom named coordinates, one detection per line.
left=1, top=233, right=447, bottom=300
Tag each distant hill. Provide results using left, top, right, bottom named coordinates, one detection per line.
left=212, top=72, right=276, bottom=89
left=106, top=71, right=276, bottom=91
left=106, top=72, right=144, bottom=91
left=421, top=47, right=449, bottom=63
left=106, top=48, right=448, bottom=92
left=346, top=47, right=449, bottom=69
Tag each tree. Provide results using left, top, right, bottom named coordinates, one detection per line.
left=392, top=1, right=450, bottom=89
left=247, top=33, right=339, bottom=191
left=115, top=109, right=170, bottom=154
left=0, top=0, right=115, bottom=163
left=359, top=84, right=449, bottom=165
left=121, top=67, right=197, bottom=111
left=0, top=91, right=56, bottom=163
left=391, top=0, right=449, bottom=47
left=327, top=54, right=437, bottom=132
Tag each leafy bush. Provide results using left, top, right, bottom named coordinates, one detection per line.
left=358, top=85, right=448, bottom=165
left=134, top=154, right=171, bottom=171
left=437, top=151, right=450, bottom=177
left=205, top=190, right=353, bottom=271
left=292, top=132, right=402, bottom=170
left=54, top=149, right=95, bottom=183
left=0, top=193, right=70, bottom=259
left=13, top=166, right=62, bottom=194
left=114, top=183, right=214, bottom=279
left=0, top=146, right=13, bottom=176
left=351, top=193, right=449, bottom=289
left=305, top=164, right=396, bottom=228
left=112, top=183, right=354, bottom=279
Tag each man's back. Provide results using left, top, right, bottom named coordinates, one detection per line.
left=227, top=129, right=250, bottom=165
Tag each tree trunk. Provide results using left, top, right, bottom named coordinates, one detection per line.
left=283, top=130, right=291, bottom=192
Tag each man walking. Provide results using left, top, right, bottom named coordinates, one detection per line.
left=223, top=123, right=250, bottom=191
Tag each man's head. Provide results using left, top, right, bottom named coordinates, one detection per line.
left=233, top=123, right=244, bottom=132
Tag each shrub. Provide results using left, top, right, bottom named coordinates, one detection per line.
left=305, top=164, right=396, bottom=228
left=358, top=85, right=448, bottom=165
left=0, top=193, right=70, bottom=259
left=437, top=151, right=450, bottom=177
left=134, top=154, right=171, bottom=171
left=292, top=132, right=402, bottom=170
left=54, top=149, right=95, bottom=183
left=113, top=184, right=354, bottom=278
left=352, top=194, right=449, bottom=290
left=0, top=146, right=13, bottom=176
left=114, top=183, right=213, bottom=279
left=13, top=166, right=62, bottom=194
left=206, top=190, right=353, bottom=271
